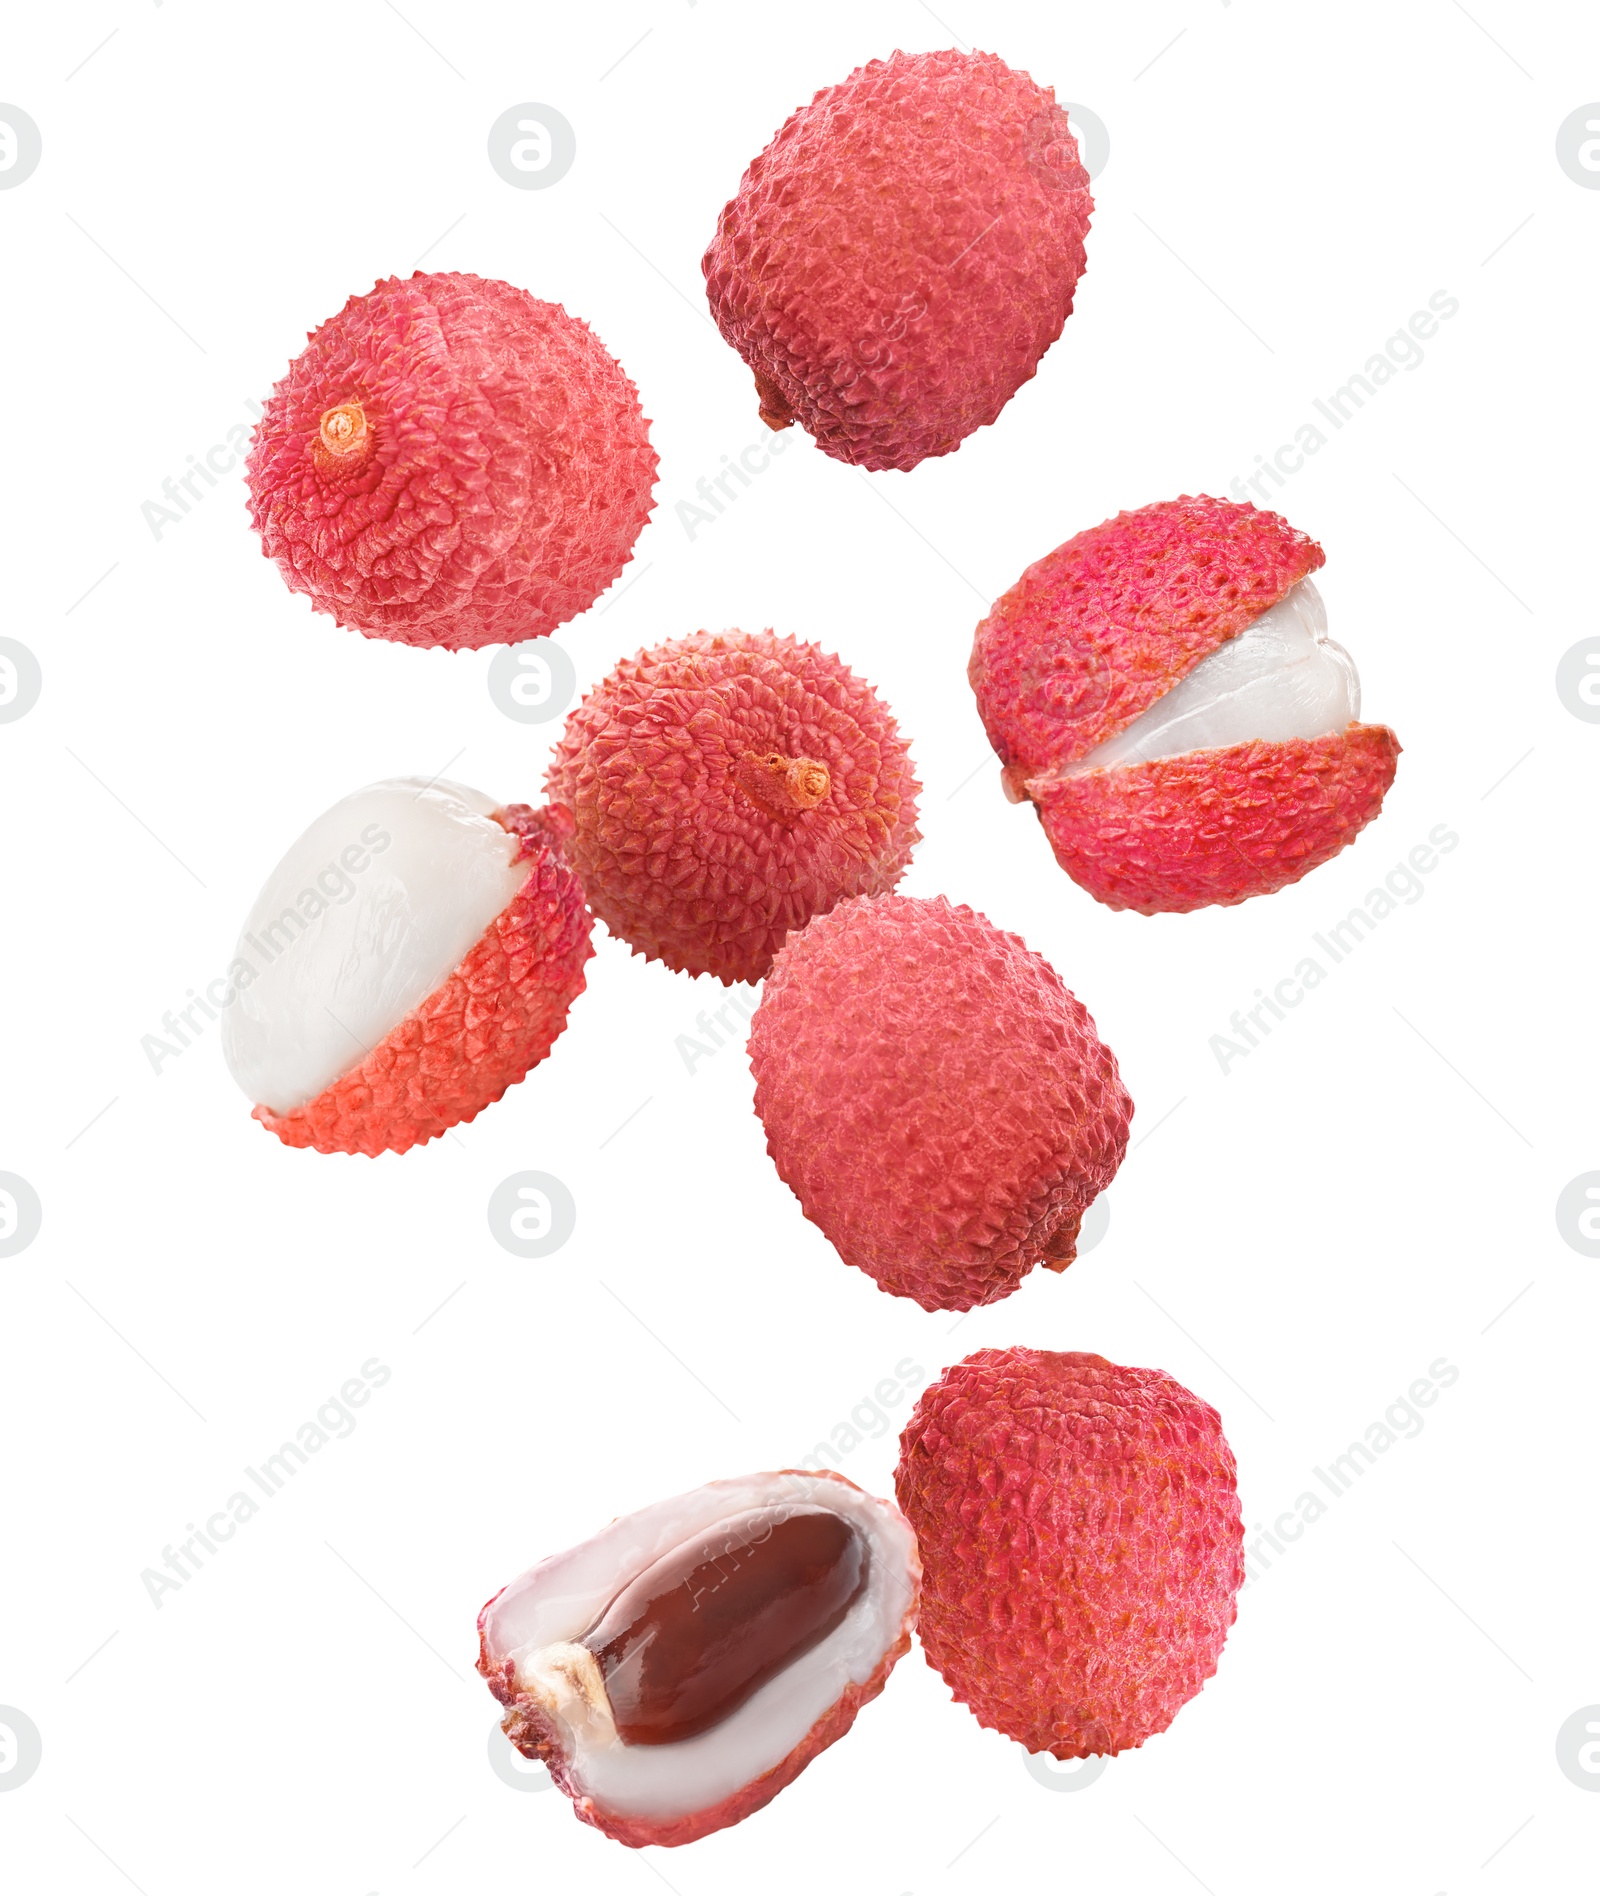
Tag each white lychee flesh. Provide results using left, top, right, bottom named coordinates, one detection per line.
left=479, top=1471, right=917, bottom=1829
left=1073, top=579, right=1359, bottom=772
left=221, top=779, right=529, bottom=1115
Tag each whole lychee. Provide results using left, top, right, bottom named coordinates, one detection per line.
left=544, top=630, right=920, bottom=984
left=747, top=895, right=1130, bottom=1310
left=895, top=1348, right=1244, bottom=1756
left=703, top=49, right=1092, bottom=472
left=969, top=495, right=1401, bottom=913
left=222, top=781, right=592, bottom=1155
left=246, top=272, right=656, bottom=649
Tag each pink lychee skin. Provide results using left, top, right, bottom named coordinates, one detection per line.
left=476, top=1470, right=920, bottom=1848
left=246, top=272, right=657, bottom=650
left=254, top=806, right=593, bottom=1157
left=545, top=630, right=921, bottom=984
left=896, top=1348, right=1245, bottom=1757
left=749, top=895, right=1131, bottom=1311
left=968, top=495, right=1401, bottom=913
left=703, top=49, right=1092, bottom=472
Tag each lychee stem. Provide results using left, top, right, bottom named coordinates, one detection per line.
left=312, top=400, right=374, bottom=475
left=751, top=368, right=794, bottom=432
left=734, top=750, right=831, bottom=820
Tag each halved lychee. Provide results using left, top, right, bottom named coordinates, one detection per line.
left=477, top=1469, right=919, bottom=1847
left=968, top=495, right=1401, bottom=913
left=221, top=780, right=592, bottom=1156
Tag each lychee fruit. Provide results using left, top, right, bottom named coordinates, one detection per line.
left=895, top=1347, right=1244, bottom=1756
left=478, top=1468, right=919, bottom=1846
left=245, top=272, right=657, bottom=649
left=968, top=495, right=1401, bottom=913
left=747, top=895, right=1130, bottom=1310
left=544, top=630, right=920, bottom=984
left=221, top=780, right=592, bottom=1155
left=703, top=49, right=1092, bottom=472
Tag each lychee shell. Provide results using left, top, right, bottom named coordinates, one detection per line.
left=895, top=1348, right=1245, bottom=1756
left=748, top=895, right=1130, bottom=1310
left=703, top=48, right=1092, bottom=472
left=255, top=808, right=592, bottom=1156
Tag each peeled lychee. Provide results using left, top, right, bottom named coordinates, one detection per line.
left=895, top=1348, right=1244, bottom=1756
left=748, top=895, right=1130, bottom=1310
left=477, top=1468, right=919, bottom=1846
left=221, top=780, right=592, bottom=1155
left=968, top=496, right=1401, bottom=913
left=246, top=272, right=656, bottom=649
left=703, top=49, right=1092, bottom=472
left=544, top=630, right=920, bottom=984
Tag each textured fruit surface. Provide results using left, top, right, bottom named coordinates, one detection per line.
left=749, top=896, right=1130, bottom=1310
left=896, top=1348, right=1244, bottom=1756
left=256, top=806, right=592, bottom=1156
left=246, top=272, right=656, bottom=649
left=968, top=496, right=1399, bottom=911
left=545, top=630, right=920, bottom=983
left=703, top=49, right=1091, bottom=472
left=478, top=1469, right=919, bottom=1847
left=1033, top=725, right=1401, bottom=914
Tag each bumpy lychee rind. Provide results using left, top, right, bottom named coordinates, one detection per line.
left=703, top=49, right=1092, bottom=472
left=545, top=630, right=921, bottom=984
left=1031, top=725, right=1402, bottom=914
left=749, top=896, right=1130, bottom=1311
left=968, top=495, right=1400, bottom=911
left=246, top=272, right=657, bottom=650
left=254, top=808, right=593, bottom=1156
left=969, top=496, right=1326, bottom=778
left=895, top=1348, right=1245, bottom=1757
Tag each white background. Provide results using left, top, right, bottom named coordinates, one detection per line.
left=1, top=3, right=1596, bottom=1892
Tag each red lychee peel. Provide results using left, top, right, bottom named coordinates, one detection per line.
left=545, top=630, right=920, bottom=984
left=246, top=272, right=657, bottom=649
left=255, top=808, right=593, bottom=1156
left=748, top=896, right=1131, bottom=1311
left=1031, top=724, right=1402, bottom=914
left=703, top=49, right=1092, bottom=472
left=895, top=1348, right=1244, bottom=1757
left=969, top=495, right=1326, bottom=778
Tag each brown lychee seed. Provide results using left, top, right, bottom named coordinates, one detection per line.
left=478, top=1469, right=919, bottom=1847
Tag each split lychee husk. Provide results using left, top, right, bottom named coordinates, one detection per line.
left=221, top=781, right=592, bottom=1156
left=246, top=271, right=657, bottom=649
left=703, top=48, right=1092, bottom=472
left=545, top=630, right=921, bottom=984
left=896, top=1348, right=1245, bottom=1756
left=748, top=894, right=1131, bottom=1310
left=477, top=1469, right=919, bottom=1847
left=968, top=495, right=1401, bottom=913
